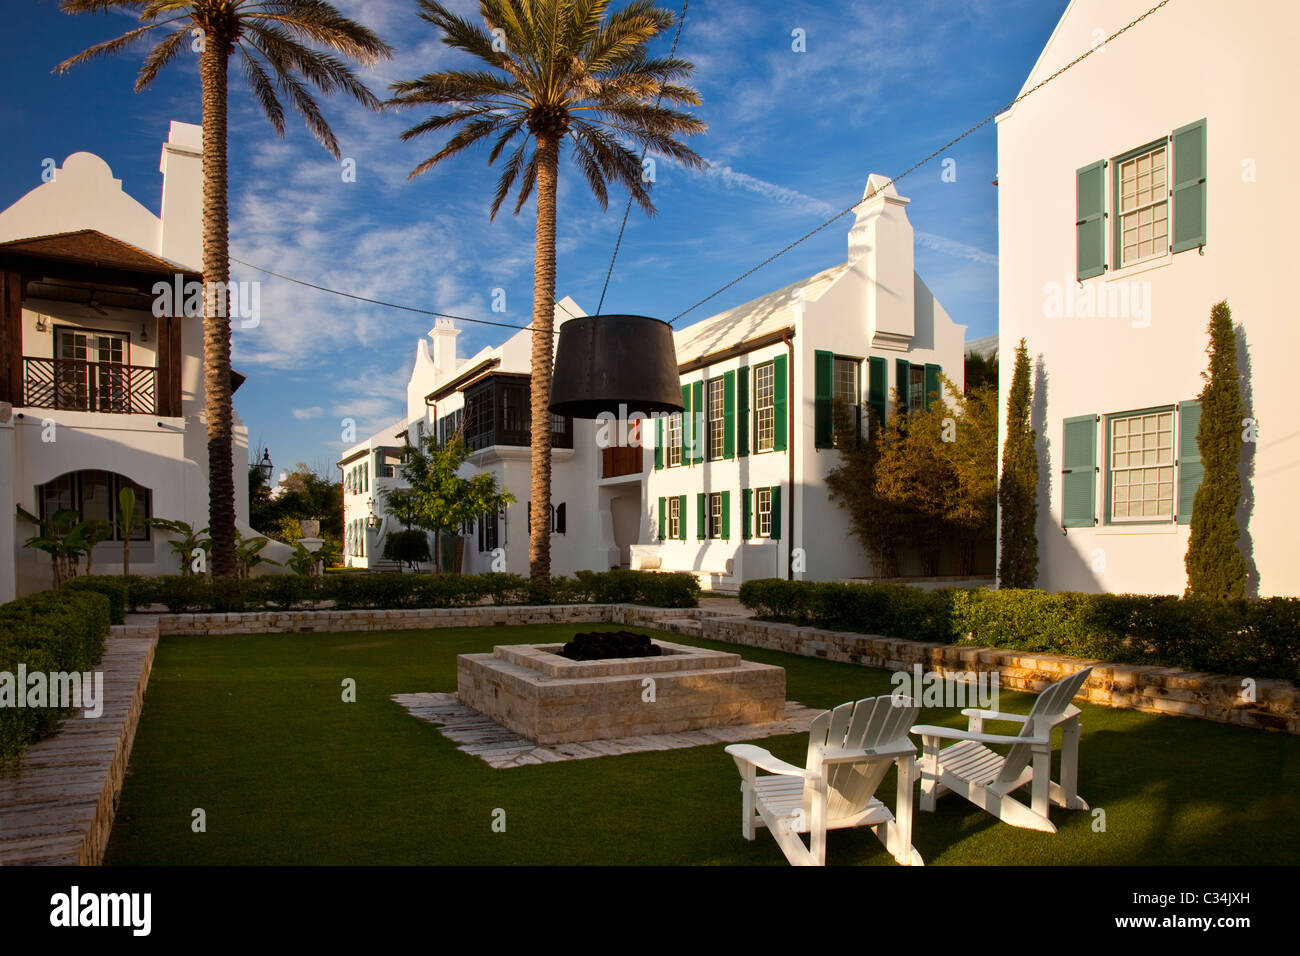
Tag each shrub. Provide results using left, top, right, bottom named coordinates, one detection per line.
left=383, top=529, right=431, bottom=567
left=60, top=576, right=128, bottom=625
left=0, top=589, right=111, bottom=768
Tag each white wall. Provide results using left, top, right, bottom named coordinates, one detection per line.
left=996, top=0, right=1299, bottom=596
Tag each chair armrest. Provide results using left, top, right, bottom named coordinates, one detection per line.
left=725, top=744, right=809, bottom=778
left=910, top=724, right=1049, bottom=748
left=819, top=742, right=915, bottom=764
left=960, top=709, right=1029, bottom=725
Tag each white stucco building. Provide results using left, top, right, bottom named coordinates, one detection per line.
left=0, top=122, right=264, bottom=600
left=995, top=0, right=1299, bottom=596
left=348, top=172, right=967, bottom=587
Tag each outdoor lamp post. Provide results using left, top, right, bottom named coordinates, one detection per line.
left=256, top=449, right=274, bottom=485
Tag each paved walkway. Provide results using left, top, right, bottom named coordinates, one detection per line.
left=0, top=633, right=157, bottom=865
left=395, top=692, right=820, bottom=769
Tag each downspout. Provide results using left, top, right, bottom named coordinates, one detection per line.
left=785, top=331, right=795, bottom=581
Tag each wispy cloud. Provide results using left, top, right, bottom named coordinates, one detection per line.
left=695, top=159, right=837, bottom=217
left=292, top=406, right=324, bottom=420
left=914, top=231, right=997, bottom=266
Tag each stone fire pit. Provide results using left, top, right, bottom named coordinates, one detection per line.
left=457, top=638, right=786, bottom=745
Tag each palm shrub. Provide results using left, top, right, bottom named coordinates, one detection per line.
left=389, top=0, right=706, bottom=588
left=1185, top=301, right=1247, bottom=599
left=998, top=338, right=1038, bottom=588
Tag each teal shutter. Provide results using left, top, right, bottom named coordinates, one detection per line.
left=814, top=350, right=834, bottom=448
left=742, top=488, right=752, bottom=539
left=773, top=355, right=788, bottom=452
left=1076, top=159, right=1107, bottom=279
left=721, top=490, right=730, bottom=540
left=737, top=366, right=750, bottom=457
left=1176, top=400, right=1203, bottom=524
left=896, top=359, right=911, bottom=413
left=723, top=370, right=735, bottom=459
left=692, top=380, right=704, bottom=463
left=657, top=497, right=666, bottom=540
left=1171, top=119, right=1207, bottom=253
left=867, top=356, right=887, bottom=427
left=677, top=495, right=687, bottom=540
left=679, top=383, right=689, bottom=465
left=770, top=486, right=782, bottom=540
left=654, top=418, right=663, bottom=470
left=924, top=363, right=941, bottom=411
left=1062, top=414, right=1098, bottom=528
left=696, top=493, right=706, bottom=539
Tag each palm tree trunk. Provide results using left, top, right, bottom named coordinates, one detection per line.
left=200, top=39, right=238, bottom=579
left=528, top=133, right=559, bottom=589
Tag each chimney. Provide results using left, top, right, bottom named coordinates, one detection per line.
left=848, top=173, right=914, bottom=350
left=159, top=121, right=203, bottom=270
left=429, top=318, right=461, bottom=376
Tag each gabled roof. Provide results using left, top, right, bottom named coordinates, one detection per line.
left=672, top=262, right=848, bottom=364
left=0, top=229, right=195, bottom=277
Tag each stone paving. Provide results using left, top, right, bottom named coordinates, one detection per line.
left=394, top=692, right=822, bottom=769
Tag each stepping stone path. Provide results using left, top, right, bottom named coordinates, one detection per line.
left=394, top=692, right=823, bottom=769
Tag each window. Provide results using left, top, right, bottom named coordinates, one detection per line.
left=54, top=327, right=131, bottom=413
left=478, top=512, right=499, bottom=552
left=832, top=357, right=860, bottom=447
left=754, top=362, right=775, bottom=452
left=1108, top=409, right=1174, bottom=521
left=708, top=378, right=726, bottom=460
left=668, top=496, right=681, bottom=539
left=1117, top=144, right=1168, bottom=268
left=708, top=492, right=723, bottom=539
left=667, top=413, right=682, bottom=466
left=909, top=365, right=925, bottom=412
left=756, top=488, right=772, bottom=537
left=38, top=470, right=151, bottom=541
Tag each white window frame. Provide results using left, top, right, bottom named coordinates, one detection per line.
left=708, top=378, right=726, bottom=460
left=754, top=362, right=775, bottom=453
left=708, top=491, right=723, bottom=539
left=756, top=487, right=772, bottom=537
left=1115, top=142, right=1169, bottom=270
left=668, top=496, right=681, bottom=539
left=667, top=413, right=682, bottom=467
left=1106, top=407, right=1175, bottom=523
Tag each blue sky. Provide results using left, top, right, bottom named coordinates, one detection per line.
left=2, top=0, right=1067, bottom=475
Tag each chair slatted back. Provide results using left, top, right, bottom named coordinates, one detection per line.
left=997, top=667, right=1093, bottom=783
left=805, top=696, right=919, bottom=821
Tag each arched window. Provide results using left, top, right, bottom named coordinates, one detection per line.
left=37, top=471, right=152, bottom=540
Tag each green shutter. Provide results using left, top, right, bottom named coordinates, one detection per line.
left=721, top=490, right=731, bottom=540
left=658, top=496, right=666, bottom=540
left=867, top=356, right=887, bottom=427
left=678, top=495, right=687, bottom=540
left=737, top=366, right=750, bottom=457
left=680, top=384, right=689, bottom=465
left=896, top=359, right=911, bottom=414
left=696, top=493, right=706, bottom=539
left=1062, top=414, right=1098, bottom=528
left=773, top=355, right=788, bottom=452
left=814, top=350, right=834, bottom=448
left=924, top=363, right=941, bottom=411
left=692, top=380, right=704, bottom=463
left=723, top=370, right=735, bottom=459
left=654, top=418, right=663, bottom=470
left=770, top=486, right=782, bottom=540
left=742, top=488, right=752, bottom=539
left=1176, top=400, right=1203, bottom=525
left=1171, top=119, right=1207, bottom=253
left=1076, top=159, right=1107, bottom=279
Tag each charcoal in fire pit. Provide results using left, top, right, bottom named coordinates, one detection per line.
left=557, top=630, right=662, bottom=661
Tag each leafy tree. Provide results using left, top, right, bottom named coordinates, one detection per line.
left=874, top=391, right=954, bottom=576
left=22, top=508, right=96, bottom=586
left=389, top=0, right=706, bottom=588
left=380, top=433, right=515, bottom=573
left=151, top=518, right=211, bottom=575
left=935, top=376, right=998, bottom=575
left=57, top=0, right=392, bottom=578
left=117, top=486, right=148, bottom=576
left=964, top=350, right=998, bottom=394
left=826, top=404, right=902, bottom=577
left=998, top=339, right=1038, bottom=588
left=1185, top=301, right=1247, bottom=599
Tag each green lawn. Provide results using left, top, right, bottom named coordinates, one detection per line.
left=105, top=624, right=1300, bottom=866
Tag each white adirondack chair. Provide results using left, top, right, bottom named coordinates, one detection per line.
left=911, top=667, right=1093, bottom=834
left=725, top=696, right=923, bottom=867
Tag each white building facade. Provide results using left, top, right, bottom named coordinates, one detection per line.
left=996, top=0, right=1299, bottom=596
left=0, top=123, right=264, bottom=601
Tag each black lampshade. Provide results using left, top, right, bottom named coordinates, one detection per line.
left=548, top=314, right=684, bottom=419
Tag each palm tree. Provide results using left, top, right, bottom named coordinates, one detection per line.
left=390, top=0, right=705, bottom=589
left=55, top=1, right=392, bottom=578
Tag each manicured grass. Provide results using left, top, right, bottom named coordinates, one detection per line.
left=105, top=624, right=1300, bottom=865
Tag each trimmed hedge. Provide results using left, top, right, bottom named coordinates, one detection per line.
left=88, top=569, right=700, bottom=614
left=60, top=576, right=128, bottom=625
left=0, top=590, right=111, bottom=769
left=738, top=579, right=1300, bottom=681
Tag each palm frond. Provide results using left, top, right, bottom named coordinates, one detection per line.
left=134, top=26, right=187, bottom=91
left=248, top=0, right=393, bottom=65
left=240, top=49, right=287, bottom=136
left=53, top=20, right=165, bottom=73
left=489, top=137, right=532, bottom=220
left=243, top=21, right=382, bottom=110
left=408, top=116, right=509, bottom=179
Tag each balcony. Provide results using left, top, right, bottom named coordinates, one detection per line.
left=602, top=445, right=643, bottom=478
left=22, top=356, right=157, bottom=415
left=462, top=374, right=574, bottom=452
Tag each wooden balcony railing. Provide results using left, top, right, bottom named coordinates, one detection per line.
left=22, top=356, right=157, bottom=415
left=602, top=444, right=643, bottom=478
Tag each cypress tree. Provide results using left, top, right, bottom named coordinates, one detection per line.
left=998, top=339, right=1038, bottom=588
left=1184, top=301, right=1247, bottom=599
